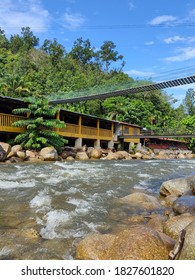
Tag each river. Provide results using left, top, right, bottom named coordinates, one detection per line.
left=0, top=159, right=195, bottom=260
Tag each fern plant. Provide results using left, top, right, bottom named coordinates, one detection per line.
left=12, top=95, right=67, bottom=151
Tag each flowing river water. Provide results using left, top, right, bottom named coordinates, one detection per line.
left=0, top=159, right=195, bottom=260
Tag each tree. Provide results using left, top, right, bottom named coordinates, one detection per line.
left=12, top=95, right=67, bottom=151
left=9, top=34, right=24, bottom=54
left=41, top=38, right=65, bottom=67
left=98, top=41, right=124, bottom=73
left=183, top=88, right=195, bottom=116
left=69, top=37, right=95, bottom=66
left=0, top=28, right=9, bottom=49
left=181, top=116, right=195, bottom=152
left=21, top=27, right=39, bottom=50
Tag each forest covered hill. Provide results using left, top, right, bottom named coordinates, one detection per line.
left=0, top=27, right=194, bottom=150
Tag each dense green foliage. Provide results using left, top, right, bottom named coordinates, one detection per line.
left=0, top=26, right=194, bottom=150
left=12, top=96, right=67, bottom=151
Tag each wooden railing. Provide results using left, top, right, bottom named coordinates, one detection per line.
left=0, top=113, right=113, bottom=140
left=99, top=128, right=112, bottom=138
left=59, top=122, right=113, bottom=140
left=0, top=113, right=25, bottom=133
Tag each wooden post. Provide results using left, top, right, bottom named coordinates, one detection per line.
left=97, top=119, right=100, bottom=139
left=78, top=115, right=82, bottom=137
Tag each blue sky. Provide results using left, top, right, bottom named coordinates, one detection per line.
left=1, top=0, right=195, bottom=105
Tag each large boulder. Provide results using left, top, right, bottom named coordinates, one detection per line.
left=87, top=148, right=102, bottom=159
left=115, top=151, right=131, bottom=160
left=76, top=233, right=116, bottom=260
left=0, top=142, right=11, bottom=155
left=106, top=226, right=169, bottom=260
left=39, top=147, right=58, bottom=161
left=76, top=226, right=169, bottom=260
left=178, top=220, right=195, bottom=259
left=163, top=214, right=195, bottom=239
left=187, top=176, right=195, bottom=194
left=105, top=152, right=119, bottom=160
left=160, top=178, right=190, bottom=197
left=0, top=144, right=7, bottom=162
left=173, top=196, right=195, bottom=214
left=118, top=193, right=162, bottom=212
left=75, top=152, right=89, bottom=160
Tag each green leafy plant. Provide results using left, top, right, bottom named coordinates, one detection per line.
left=12, top=95, right=67, bottom=151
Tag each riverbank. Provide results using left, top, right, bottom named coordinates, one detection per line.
left=0, top=142, right=194, bottom=163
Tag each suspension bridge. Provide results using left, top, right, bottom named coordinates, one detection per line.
left=49, top=74, right=195, bottom=104
left=49, top=74, right=195, bottom=140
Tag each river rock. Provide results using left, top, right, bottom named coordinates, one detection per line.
left=157, top=231, right=176, bottom=252
left=66, top=156, right=75, bottom=161
left=26, top=150, right=36, bottom=158
left=76, top=233, right=116, bottom=260
left=0, top=142, right=11, bottom=155
left=135, top=152, right=143, bottom=159
left=76, top=226, right=169, bottom=260
left=87, top=148, right=102, bottom=159
left=105, top=152, right=119, bottom=160
left=75, top=151, right=89, bottom=160
left=61, top=150, right=76, bottom=159
left=39, top=147, right=58, bottom=161
left=16, top=151, right=26, bottom=160
left=7, top=145, right=22, bottom=158
left=156, top=151, right=168, bottom=159
left=115, top=151, right=131, bottom=160
left=177, top=153, right=186, bottom=159
left=187, top=176, right=195, bottom=194
left=178, top=220, right=195, bottom=260
left=163, top=213, right=195, bottom=239
left=160, top=178, right=190, bottom=197
left=0, top=144, right=7, bottom=162
left=161, top=194, right=178, bottom=207
left=118, top=193, right=162, bottom=212
left=173, top=196, right=195, bottom=214
left=147, top=215, right=167, bottom=232
left=105, top=226, right=169, bottom=260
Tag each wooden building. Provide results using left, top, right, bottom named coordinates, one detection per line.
left=0, top=96, right=141, bottom=148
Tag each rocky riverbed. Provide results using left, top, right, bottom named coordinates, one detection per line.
left=0, top=141, right=195, bottom=260
left=0, top=142, right=194, bottom=164
left=76, top=175, right=195, bottom=260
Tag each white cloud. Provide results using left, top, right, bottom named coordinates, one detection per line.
left=164, top=35, right=195, bottom=44
left=164, top=35, right=185, bottom=44
left=149, top=15, right=177, bottom=25
left=165, top=47, right=195, bottom=62
left=0, top=0, right=50, bottom=34
left=125, top=69, right=155, bottom=77
left=62, top=10, right=85, bottom=30
left=145, top=41, right=155, bottom=45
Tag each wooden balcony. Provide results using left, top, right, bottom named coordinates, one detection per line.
left=0, top=113, right=25, bottom=133
left=59, top=123, right=113, bottom=140
left=0, top=113, right=113, bottom=141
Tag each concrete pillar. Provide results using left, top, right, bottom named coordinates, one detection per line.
left=75, top=138, right=82, bottom=148
left=108, top=140, right=114, bottom=149
left=94, top=139, right=101, bottom=149
left=117, top=139, right=124, bottom=151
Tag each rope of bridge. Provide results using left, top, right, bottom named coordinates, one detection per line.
left=49, top=75, right=195, bottom=104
